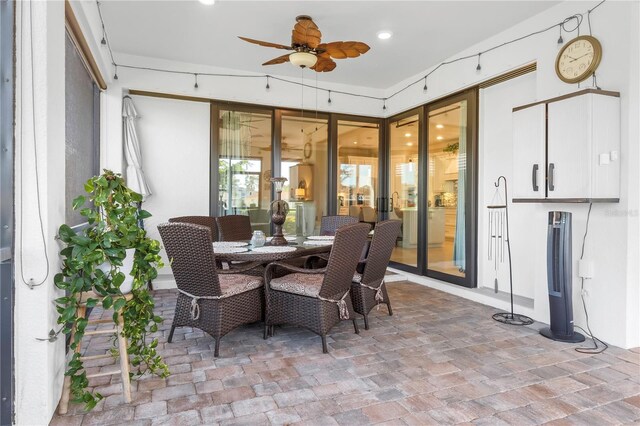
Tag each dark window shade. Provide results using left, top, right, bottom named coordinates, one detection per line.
left=65, top=32, right=100, bottom=227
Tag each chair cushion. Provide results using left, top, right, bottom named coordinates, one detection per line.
left=219, top=274, right=263, bottom=297
left=269, top=273, right=324, bottom=298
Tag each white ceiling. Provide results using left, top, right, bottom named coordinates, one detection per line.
left=101, top=1, right=559, bottom=89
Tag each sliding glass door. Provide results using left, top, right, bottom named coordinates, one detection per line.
left=214, top=106, right=273, bottom=234
left=426, top=90, right=477, bottom=287
left=279, top=112, right=329, bottom=236
left=385, top=91, right=477, bottom=286
left=334, top=117, right=381, bottom=222
left=387, top=110, right=422, bottom=270
left=209, top=91, right=477, bottom=287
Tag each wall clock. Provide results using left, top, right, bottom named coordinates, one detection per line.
left=303, top=142, right=313, bottom=159
left=555, top=35, right=602, bottom=84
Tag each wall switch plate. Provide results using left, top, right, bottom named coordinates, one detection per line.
left=610, top=150, right=619, bottom=161
left=578, top=259, right=594, bottom=279
left=599, top=153, right=610, bottom=165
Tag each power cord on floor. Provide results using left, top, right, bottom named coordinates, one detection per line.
left=575, top=203, right=608, bottom=354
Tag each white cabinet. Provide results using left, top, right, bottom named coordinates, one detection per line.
left=512, top=104, right=546, bottom=199
left=512, top=89, right=620, bottom=202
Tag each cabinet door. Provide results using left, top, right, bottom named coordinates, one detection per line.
left=512, top=104, right=546, bottom=199
left=548, top=96, right=590, bottom=199
left=591, top=94, right=620, bottom=199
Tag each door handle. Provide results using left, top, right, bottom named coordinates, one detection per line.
left=377, top=197, right=386, bottom=213
left=548, top=163, right=555, bottom=191
left=532, top=164, right=539, bottom=192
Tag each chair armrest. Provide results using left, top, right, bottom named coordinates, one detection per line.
left=217, top=262, right=263, bottom=274
left=266, top=261, right=327, bottom=277
left=356, top=259, right=367, bottom=274
left=304, top=254, right=329, bottom=269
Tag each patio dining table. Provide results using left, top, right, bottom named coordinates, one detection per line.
left=213, top=237, right=333, bottom=268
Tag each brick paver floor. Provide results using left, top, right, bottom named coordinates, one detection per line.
left=52, top=281, right=640, bottom=425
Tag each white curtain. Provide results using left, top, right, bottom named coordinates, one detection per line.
left=220, top=111, right=251, bottom=158
left=123, top=96, right=152, bottom=199
left=453, top=101, right=467, bottom=271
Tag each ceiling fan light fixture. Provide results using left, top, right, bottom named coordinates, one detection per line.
left=289, top=51, right=317, bottom=68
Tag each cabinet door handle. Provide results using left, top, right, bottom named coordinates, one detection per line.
left=548, top=163, right=555, bottom=191
left=532, top=164, right=539, bottom=192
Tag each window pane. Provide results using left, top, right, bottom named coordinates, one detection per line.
left=336, top=120, right=379, bottom=222
left=389, top=114, right=419, bottom=267
left=427, top=101, right=466, bottom=277
left=280, top=115, right=328, bottom=236
left=218, top=110, right=272, bottom=235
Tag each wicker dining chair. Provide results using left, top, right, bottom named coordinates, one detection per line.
left=264, top=222, right=370, bottom=353
left=157, top=222, right=263, bottom=357
left=282, top=215, right=359, bottom=269
left=304, top=216, right=368, bottom=269
left=216, top=215, right=252, bottom=241
left=169, top=215, right=218, bottom=242
left=319, top=215, right=358, bottom=236
left=350, top=220, right=401, bottom=330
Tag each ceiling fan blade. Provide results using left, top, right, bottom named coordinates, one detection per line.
left=317, top=41, right=370, bottom=59
left=262, top=54, right=291, bottom=66
left=238, top=36, right=293, bottom=50
left=311, top=54, right=336, bottom=72
left=291, top=18, right=322, bottom=49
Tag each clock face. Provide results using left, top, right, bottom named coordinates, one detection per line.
left=555, top=35, right=602, bottom=84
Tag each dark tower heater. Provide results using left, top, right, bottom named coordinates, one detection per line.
left=540, top=211, right=585, bottom=343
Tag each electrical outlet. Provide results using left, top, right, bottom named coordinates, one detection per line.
left=599, top=153, right=610, bottom=165
left=578, top=259, right=594, bottom=279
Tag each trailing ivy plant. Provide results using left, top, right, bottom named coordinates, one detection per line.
left=54, top=170, right=169, bottom=410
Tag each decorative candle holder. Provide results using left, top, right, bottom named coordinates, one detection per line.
left=269, top=177, right=289, bottom=246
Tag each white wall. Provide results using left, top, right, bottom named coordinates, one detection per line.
left=385, top=0, right=640, bottom=349
left=131, top=95, right=211, bottom=274
left=14, top=1, right=67, bottom=424
left=479, top=72, right=538, bottom=299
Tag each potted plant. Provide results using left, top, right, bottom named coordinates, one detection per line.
left=54, top=170, right=169, bottom=410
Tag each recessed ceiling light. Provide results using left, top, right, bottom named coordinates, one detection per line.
left=377, top=31, right=393, bottom=40
left=199, top=0, right=215, bottom=5
left=436, top=124, right=444, bottom=129
left=406, top=142, right=413, bottom=146
left=404, top=132, right=412, bottom=137
left=436, top=136, right=444, bottom=140
left=353, top=141, right=358, bottom=145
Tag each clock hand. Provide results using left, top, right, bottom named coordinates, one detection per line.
left=570, top=53, right=589, bottom=62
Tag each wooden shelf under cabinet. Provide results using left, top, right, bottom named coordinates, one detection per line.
left=512, top=198, right=620, bottom=203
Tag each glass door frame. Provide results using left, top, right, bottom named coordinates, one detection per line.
left=384, top=107, right=427, bottom=275
left=425, top=89, right=478, bottom=288
left=329, top=113, right=384, bottom=217
left=210, top=102, right=276, bottom=218
left=278, top=109, right=331, bottom=227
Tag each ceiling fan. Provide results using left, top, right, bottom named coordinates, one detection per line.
left=238, top=15, right=370, bottom=72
